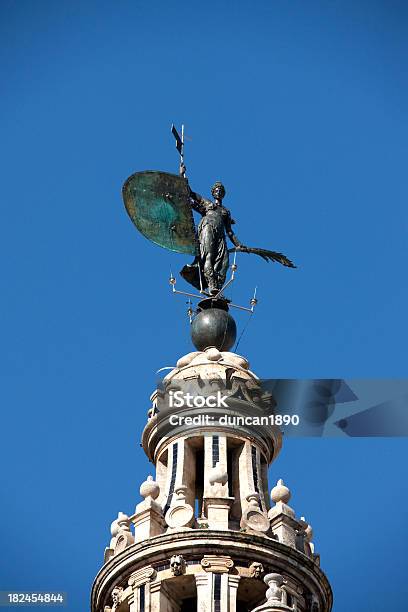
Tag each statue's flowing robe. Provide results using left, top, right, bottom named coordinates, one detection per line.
left=180, top=195, right=234, bottom=292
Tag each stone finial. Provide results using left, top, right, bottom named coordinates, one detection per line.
left=250, top=572, right=293, bottom=612
left=208, top=461, right=228, bottom=486
left=268, top=480, right=298, bottom=547
left=271, top=479, right=291, bottom=504
left=300, top=516, right=315, bottom=557
left=110, top=512, right=129, bottom=538
left=140, top=475, right=160, bottom=500
left=109, top=512, right=134, bottom=556
left=170, top=554, right=185, bottom=576
left=265, top=573, right=284, bottom=603
left=269, top=479, right=295, bottom=521
left=300, top=516, right=313, bottom=542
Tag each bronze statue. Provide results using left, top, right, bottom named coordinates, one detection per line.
left=181, top=179, right=295, bottom=295
left=122, top=125, right=295, bottom=297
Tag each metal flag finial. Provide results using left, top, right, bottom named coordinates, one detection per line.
left=171, top=123, right=186, bottom=177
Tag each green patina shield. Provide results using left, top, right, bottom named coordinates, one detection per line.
left=122, top=171, right=197, bottom=255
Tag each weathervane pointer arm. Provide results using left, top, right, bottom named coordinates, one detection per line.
left=224, top=216, right=295, bottom=267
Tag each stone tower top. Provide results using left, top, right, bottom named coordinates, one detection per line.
left=142, top=346, right=282, bottom=465
left=92, top=344, right=333, bottom=612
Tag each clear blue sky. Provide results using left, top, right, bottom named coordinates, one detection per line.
left=1, top=1, right=407, bottom=610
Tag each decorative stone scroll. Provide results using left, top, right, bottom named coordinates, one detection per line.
left=200, top=555, right=234, bottom=573
left=165, top=485, right=194, bottom=529
left=240, top=492, right=270, bottom=533
left=128, top=566, right=157, bottom=588
left=109, top=512, right=134, bottom=557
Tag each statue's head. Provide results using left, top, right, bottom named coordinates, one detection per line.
left=211, top=182, right=226, bottom=201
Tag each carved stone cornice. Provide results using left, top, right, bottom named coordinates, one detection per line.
left=92, top=530, right=333, bottom=612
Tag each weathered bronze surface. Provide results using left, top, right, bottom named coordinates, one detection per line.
left=122, top=171, right=197, bottom=255
left=123, top=170, right=295, bottom=296
left=190, top=304, right=237, bottom=351
left=181, top=181, right=296, bottom=294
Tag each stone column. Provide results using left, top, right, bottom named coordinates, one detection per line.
left=162, top=441, right=183, bottom=513
left=253, top=446, right=268, bottom=512
left=203, top=435, right=234, bottom=529
left=237, top=441, right=256, bottom=509
left=128, top=567, right=156, bottom=612
left=203, top=435, right=228, bottom=498
left=182, top=438, right=197, bottom=509
left=162, top=438, right=197, bottom=525
left=228, top=575, right=241, bottom=612
left=200, top=555, right=235, bottom=612
left=195, top=573, right=212, bottom=612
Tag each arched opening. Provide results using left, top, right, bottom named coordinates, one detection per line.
left=237, top=577, right=266, bottom=612
left=162, top=574, right=197, bottom=612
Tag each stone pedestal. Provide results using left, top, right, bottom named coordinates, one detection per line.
left=128, top=567, right=156, bottom=612
left=195, top=573, right=212, bottom=612
left=203, top=496, right=234, bottom=530
left=131, top=500, right=166, bottom=543
left=268, top=480, right=299, bottom=548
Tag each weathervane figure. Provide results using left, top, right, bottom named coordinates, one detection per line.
left=122, top=124, right=295, bottom=299
left=181, top=178, right=294, bottom=295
